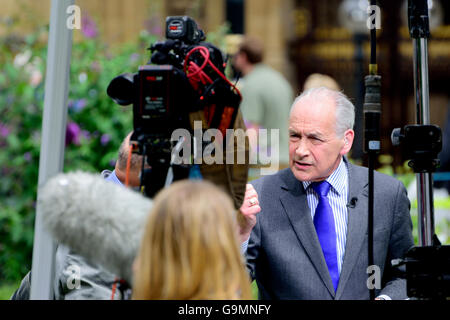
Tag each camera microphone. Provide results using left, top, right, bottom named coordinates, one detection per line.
left=39, top=171, right=153, bottom=284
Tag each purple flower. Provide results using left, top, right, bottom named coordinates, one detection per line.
left=66, top=122, right=81, bottom=146
left=81, top=130, right=91, bottom=141
left=129, top=53, right=140, bottom=64
left=82, top=14, right=98, bottom=39
left=0, top=123, right=10, bottom=137
left=151, top=26, right=163, bottom=36
left=144, top=16, right=163, bottom=36
left=100, top=134, right=110, bottom=146
left=70, top=99, right=87, bottom=112
left=24, top=152, right=32, bottom=162
left=109, top=159, right=116, bottom=168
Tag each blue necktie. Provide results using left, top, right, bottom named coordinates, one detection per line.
left=311, top=181, right=339, bottom=292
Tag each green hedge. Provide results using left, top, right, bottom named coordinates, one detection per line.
left=0, top=20, right=156, bottom=283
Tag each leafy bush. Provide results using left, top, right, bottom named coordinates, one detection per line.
left=0, top=17, right=157, bottom=282
left=377, top=154, right=450, bottom=245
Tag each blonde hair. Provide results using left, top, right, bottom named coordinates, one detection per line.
left=132, top=180, right=253, bottom=300
left=303, top=73, right=340, bottom=91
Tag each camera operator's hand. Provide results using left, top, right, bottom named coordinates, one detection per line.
left=238, top=184, right=261, bottom=243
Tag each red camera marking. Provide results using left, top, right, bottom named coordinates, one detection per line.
left=146, top=76, right=157, bottom=81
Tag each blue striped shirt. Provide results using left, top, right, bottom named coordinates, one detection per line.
left=302, top=158, right=349, bottom=275
left=102, top=169, right=123, bottom=186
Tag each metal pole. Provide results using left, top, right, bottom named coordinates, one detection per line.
left=412, top=35, right=435, bottom=247
left=364, top=0, right=381, bottom=300
left=413, top=38, right=430, bottom=124
left=416, top=172, right=434, bottom=246
left=30, top=0, right=74, bottom=299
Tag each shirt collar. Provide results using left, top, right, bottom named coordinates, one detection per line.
left=104, top=169, right=124, bottom=186
left=301, top=157, right=347, bottom=196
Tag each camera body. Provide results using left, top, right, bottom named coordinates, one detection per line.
left=107, top=16, right=241, bottom=196
left=166, top=16, right=205, bottom=43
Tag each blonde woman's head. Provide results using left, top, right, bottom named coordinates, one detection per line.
left=132, top=180, right=252, bottom=300
left=303, top=73, right=340, bottom=92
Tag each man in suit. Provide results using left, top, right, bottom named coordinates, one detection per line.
left=241, top=87, right=414, bottom=299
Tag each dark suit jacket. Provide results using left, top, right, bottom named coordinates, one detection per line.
left=246, top=159, right=414, bottom=299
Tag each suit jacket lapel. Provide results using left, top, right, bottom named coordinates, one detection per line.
left=279, top=170, right=336, bottom=298
left=335, top=161, right=368, bottom=299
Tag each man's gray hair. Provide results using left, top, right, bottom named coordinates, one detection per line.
left=290, top=87, right=355, bottom=137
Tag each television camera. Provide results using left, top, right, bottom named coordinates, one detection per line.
left=107, top=16, right=241, bottom=197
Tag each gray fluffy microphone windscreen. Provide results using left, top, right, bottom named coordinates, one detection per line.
left=39, top=171, right=153, bottom=284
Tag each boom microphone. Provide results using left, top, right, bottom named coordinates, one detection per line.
left=39, top=171, right=153, bottom=284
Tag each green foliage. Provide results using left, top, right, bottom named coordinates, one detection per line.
left=377, top=154, right=416, bottom=189
left=0, top=282, right=21, bottom=300
left=205, top=22, right=231, bottom=52
left=0, top=20, right=157, bottom=282
left=376, top=154, right=450, bottom=245
left=251, top=280, right=258, bottom=300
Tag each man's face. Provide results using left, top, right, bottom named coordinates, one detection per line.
left=289, top=95, right=353, bottom=182
left=232, top=51, right=245, bottom=73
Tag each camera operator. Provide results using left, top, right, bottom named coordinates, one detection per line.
left=102, top=132, right=150, bottom=188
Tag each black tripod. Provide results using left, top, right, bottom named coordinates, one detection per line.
left=390, top=0, right=449, bottom=300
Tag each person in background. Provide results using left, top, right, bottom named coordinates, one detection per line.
left=303, top=73, right=340, bottom=92
left=233, top=36, right=294, bottom=174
